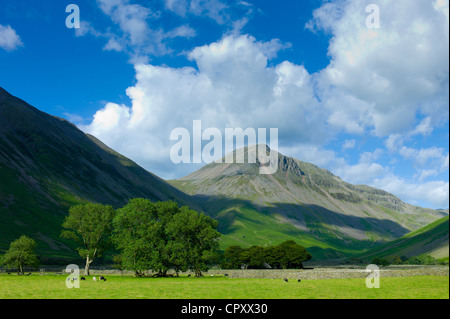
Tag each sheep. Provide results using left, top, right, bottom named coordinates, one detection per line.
left=297, top=279, right=301, bottom=282
left=283, top=278, right=288, bottom=282
left=99, top=275, right=106, bottom=281
left=93, top=276, right=97, bottom=281
left=224, top=273, right=229, bottom=277
left=80, top=277, right=86, bottom=281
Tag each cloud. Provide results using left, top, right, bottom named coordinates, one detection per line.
left=71, top=0, right=201, bottom=61
left=164, top=0, right=228, bottom=23
left=74, top=21, right=102, bottom=38
left=373, top=176, right=449, bottom=209
left=83, top=34, right=322, bottom=178
left=96, top=0, right=167, bottom=57
left=165, top=25, right=197, bottom=39
left=342, top=139, right=356, bottom=150
left=310, top=0, right=449, bottom=137
left=0, top=25, right=23, bottom=51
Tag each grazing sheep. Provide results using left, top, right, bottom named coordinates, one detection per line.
left=224, top=274, right=229, bottom=277
left=93, top=276, right=97, bottom=281
left=99, top=275, right=105, bottom=280
left=298, top=279, right=301, bottom=282
left=188, top=274, right=191, bottom=277
left=80, top=277, right=86, bottom=281
left=283, top=278, right=288, bottom=282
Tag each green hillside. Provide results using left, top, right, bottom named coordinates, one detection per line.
left=357, top=215, right=449, bottom=261
left=0, top=87, right=198, bottom=259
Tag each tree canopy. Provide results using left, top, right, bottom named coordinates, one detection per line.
left=61, top=203, right=115, bottom=275
left=1, top=235, right=39, bottom=274
left=112, top=199, right=220, bottom=277
left=223, top=240, right=312, bottom=269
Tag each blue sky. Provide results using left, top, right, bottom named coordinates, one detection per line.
left=0, top=0, right=449, bottom=209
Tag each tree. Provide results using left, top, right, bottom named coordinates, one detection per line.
left=391, top=255, right=403, bottom=265
left=112, top=254, right=126, bottom=276
left=2, top=235, right=39, bottom=274
left=371, top=257, right=390, bottom=267
left=113, top=199, right=176, bottom=277
left=265, top=245, right=285, bottom=269
left=61, top=203, right=115, bottom=275
left=277, top=240, right=312, bottom=269
left=166, top=207, right=221, bottom=277
left=240, top=245, right=266, bottom=269
left=224, top=245, right=245, bottom=269
left=222, top=241, right=313, bottom=270
left=113, top=199, right=221, bottom=277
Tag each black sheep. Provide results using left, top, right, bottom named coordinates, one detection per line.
left=283, top=278, right=288, bottom=282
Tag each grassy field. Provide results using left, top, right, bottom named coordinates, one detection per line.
left=0, top=274, right=448, bottom=299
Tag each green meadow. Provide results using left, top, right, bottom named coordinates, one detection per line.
left=0, top=274, right=448, bottom=299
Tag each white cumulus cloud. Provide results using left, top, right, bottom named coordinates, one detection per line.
left=0, top=25, right=23, bottom=51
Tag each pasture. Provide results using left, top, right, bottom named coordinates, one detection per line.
left=0, top=274, right=448, bottom=299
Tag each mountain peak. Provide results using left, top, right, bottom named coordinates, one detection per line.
left=171, top=146, right=445, bottom=253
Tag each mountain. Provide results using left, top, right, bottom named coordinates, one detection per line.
left=1, top=87, right=446, bottom=262
left=170, top=145, right=447, bottom=259
left=0, top=87, right=197, bottom=259
left=357, top=215, right=449, bottom=261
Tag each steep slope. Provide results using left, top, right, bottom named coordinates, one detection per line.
left=357, top=215, right=449, bottom=260
left=170, top=145, right=447, bottom=259
left=0, top=87, right=197, bottom=258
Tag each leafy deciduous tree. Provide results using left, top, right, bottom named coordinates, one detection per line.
left=113, top=199, right=221, bottom=277
left=61, top=203, right=115, bottom=275
left=2, top=235, right=39, bottom=274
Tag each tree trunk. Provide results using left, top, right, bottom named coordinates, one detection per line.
left=195, top=269, right=203, bottom=277
left=84, top=256, right=92, bottom=276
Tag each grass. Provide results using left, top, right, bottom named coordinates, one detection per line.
left=358, top=215, right=449, bottom=260
left=0, top=274, right=448, bottom=299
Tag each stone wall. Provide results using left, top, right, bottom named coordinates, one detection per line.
left=202, top=266, right=449, bottom=280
